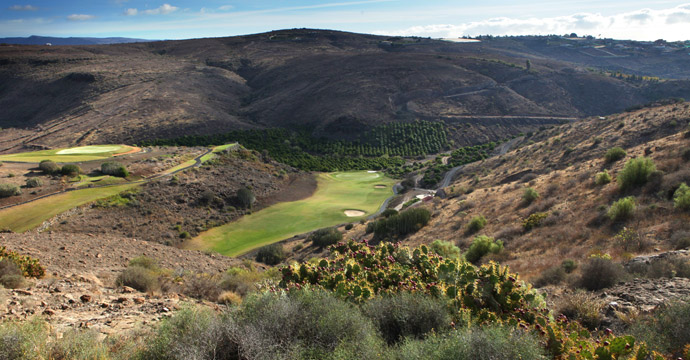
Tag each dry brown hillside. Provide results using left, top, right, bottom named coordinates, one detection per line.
left=2, top=30, right=690, bottom=152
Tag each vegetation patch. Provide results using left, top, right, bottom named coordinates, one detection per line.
left=605, top=147, right=627, bottom=163
left=608, top=196, right=637, bottom=222
left=618, top=157, right=656, bottom=191
left=465, top=235, right=503, bottom=263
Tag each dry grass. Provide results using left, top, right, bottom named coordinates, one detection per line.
left=402, top=103, right=690, bottom=281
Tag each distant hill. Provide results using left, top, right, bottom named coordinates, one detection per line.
left=1, top=29, right=690, bottom=151
left=0, top=35, right=154, bottom=46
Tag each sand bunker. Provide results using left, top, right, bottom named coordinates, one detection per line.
left=374, top=185, right=386, bottom=189
left=344, top=210, right=366, bottom=217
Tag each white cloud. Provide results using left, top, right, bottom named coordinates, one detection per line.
left=123, top=3, right=178, bottom=16
left=67, top=14, right=96, bottom=21
left=8, top=4, right=37, bottom=11
left=379, top=3, right=690, bottom=41
left=218, top=5, right=234, bottom=11
left=143, top=4, right=179, bottom=15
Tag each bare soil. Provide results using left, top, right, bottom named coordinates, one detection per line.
left=0, top=231, right=238, bottom=336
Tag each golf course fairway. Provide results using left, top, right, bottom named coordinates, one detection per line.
left=191, top=171, right=396, bottom=256
left=0, top=144, right=138, bottom=163
left=0, top=183, right=139, bottom=233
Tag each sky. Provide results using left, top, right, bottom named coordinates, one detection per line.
left=1, top=0, right=690, bottom=41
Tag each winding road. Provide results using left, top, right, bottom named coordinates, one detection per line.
left=437, top=136, right=524, bottom=189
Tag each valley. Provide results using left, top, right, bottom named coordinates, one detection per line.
left=0, top=28, right=689, bottom=360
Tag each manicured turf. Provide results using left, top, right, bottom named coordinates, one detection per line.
left=0, top=145, right=135, bottom=163
left=191, top=171, right=396, bottom=256
left=0, top=183, right=139, bottom=233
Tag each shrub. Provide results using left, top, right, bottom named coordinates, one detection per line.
left=617, top=157, right=656, bottom=191
left=236, top=188, right=255, bottom=209
left=682, top=148, right=690, bottom=162
left=533, top=265, right=566, bottom=287
left=255, top=243, right=286, bottom=265
left=47, top=328, right=109, bottom=360
left=577, top=257, right=625, bottom=291
left=100, top=161, right=129, bottom=177
left=396, top=326, right=546, bottom=360
left=522, top=187, right=539, bottom=205
left=0, top=260, right=25, bottom=289
left=0, top=183, right=21, bottom=198
left=608, top=196, right=636, bottom=222
left=135, top=305, right=228, bottom=360
left=363, top=292, right=450, bottom=344
left=670, top=231, right=690, bottom=250
left=561, top=259, right=578, bottom=273
left=466, top=215, right=487, bottom=233
left=308, top=227, right=342, bottom=248
left=673, top=182, right=690, bottom=210
left=605, top=147, right=627, bottom=163
left=232, top=290, right=384, bottom=359
left=615, top=227, right=648, bottom=252
left=465, top=235, right=503, bottom=263
left=628, top=255, right=690, bottom=279
left=430, top=240, right=461, bottom=259
left=0, top=246, right=45, bottom=278
left=24, top=177, right=43, bottom=188
left=116, top=266, right=159, bottom=292
left=630, top=299, right=690, bottom=355
left=595, top=169, right=612, bottom=185
left=129, top=256, right=159, bottom=270
left=344, top=223, right=354, bottom=230
left=183, top=274, right=222, bottom=301
left=60, top=164, right=82, bottom=176
left=0, top=274, right=25, bottom=289
left=38, top=159, right=60, bottom=174
left=217, top=291, right=242, bottom=305
left=179, top=231, right=191, bottom=239
left=557, top=290, right=604, bottom=330
left=369, top=208, right=431, bottom=241
left=219, top=266, right=270, bottom=297
left=522, top=212, right=548, bottom=231
left=380, top=209, right=398, bottom=218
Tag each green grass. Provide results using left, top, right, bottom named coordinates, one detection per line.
left=192, top=171, right=395, bottom=256
left=74, top=175, right=127, bottom=188
left=199, top=143, right=238, bottom=163
left=0, top=145, right=135, bottom=163
left=211, top=143, right=238, bottom=153
left=0, top=183, right=138, bottom=232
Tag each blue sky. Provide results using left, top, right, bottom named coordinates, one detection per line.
left=2, top=0, right=690, bottom=41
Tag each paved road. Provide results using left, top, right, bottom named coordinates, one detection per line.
left=0, top=147, right=214, bottom=212
left=368, top=183, right=403, bottom=219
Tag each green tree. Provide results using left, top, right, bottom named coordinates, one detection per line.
left=236, top=188, right=255, bottom=209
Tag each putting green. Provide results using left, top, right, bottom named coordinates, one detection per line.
left=190, top=171, right=395, bottom=256
left=0, top=144, right=136, bottom=163
left=56, top=145, right=125, bottom=155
